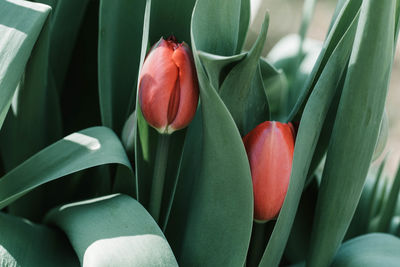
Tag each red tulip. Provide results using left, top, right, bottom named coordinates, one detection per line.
left=243, top=121, right=295, bottom=222
left=139, top=36, right=199, bottom=134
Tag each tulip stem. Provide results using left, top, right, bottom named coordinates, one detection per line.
left=149, top=134, right=170, bottom=223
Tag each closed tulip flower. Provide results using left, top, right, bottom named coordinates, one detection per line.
left=243, top=121, right=295, bottom=222
left=139, top=36, right=199, bottom=134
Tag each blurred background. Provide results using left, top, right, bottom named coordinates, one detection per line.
left=246, top=0, right=400, bottom=177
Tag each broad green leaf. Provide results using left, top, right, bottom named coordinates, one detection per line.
left=0, top=18, right=61, bottom=171
left=331, top=233, right=400, bottom=267
left=0, top=18, right=63, bottom=220
left=34, top=0, right=89, bottom=93
left=219, top=13, right=269, bottom=135
left=307, top=1, right=396, bottom=266
left=0, top=0, right=50, bottom=129
left=191, top=0, right=241, bottom=56
left=259, top=8, right=359, bottom=266
left=0, top=212, right=79, bottom=267
left=0, top=127, right=135, bottom=209
left=98, top=0, right=146, bottom=134
left=149, top=0, right=196, bottom=44
left=45, top=194, right=177, bottom=266
left=164, top=1, right=254, bottom=264
left=236, top=0, right=250, bottom=53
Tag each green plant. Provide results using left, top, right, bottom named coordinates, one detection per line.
left=0, top=0, right=399, bottom=266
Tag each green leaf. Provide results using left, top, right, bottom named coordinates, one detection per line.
left=191, top=0, right=241, bottom=56
left=331, top=233, right=400, bottom=267
left=284, top=178, right=318, bottom=264
left=345, top=168, right=382, bottom=240
left=307, top=0, right=396, bottom=266
left=163, top=1, right=254, bottom=264
left=219, top=13, right=270, bottom=135
left=34, top=0, right=90, bottom=93
left=259, top=7, right=359, bottom=266
left=376, top=164, right=400, bottom=232
left=134, top=0, right=153, bottom=206
left=45, top=194, right=177, bottom=266
left=287, top=0, right=362, bottom=122
left=0, top=14, right=63, bottom=220
left=0, top=16, right=61, bottom=171
left=0, top=212, right=79, bottom=267
left=259, top=57, right=288, bottom=120
left=98, top=0, right=146, bottom=134
left=266, top=34, right=322, bottom=117
left=0, top=0, right=50, bottom=129
left=236, top=0, right=250, bottom=53
left=149, top=0, right=196, bottom=44
left=0, top=127, right=135, bottom=209
left=198, top=51, right=246, bottom=90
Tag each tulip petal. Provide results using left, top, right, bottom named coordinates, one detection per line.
left=243, top=121, right=294, bottom=221
left=139, top=40, right=179, bottom=132
left=168, top=43, right=199, bottom=133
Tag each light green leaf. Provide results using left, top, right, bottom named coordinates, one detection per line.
left=0, top=0, right=50, bottom=129
left=0, top=127, right=135, bottom=209
left=0, top=212, right=79, bottom=267
left=332, top=233, right=400, bottom=267
left=98, top=0, right=146, bottom=134
left=45, top=194, right=177, bottom=266
left=307, top=0, right=396, bottom=266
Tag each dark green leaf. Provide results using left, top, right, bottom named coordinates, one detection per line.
left=0, top=127, right=135, bottom=209
left=98, top=0, right=146, bottom=134
left=0, top=212, right=79, bottom=267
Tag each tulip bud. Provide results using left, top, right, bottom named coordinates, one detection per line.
left=243, top=121, right=295, bottom=222
left=139, top=36, right=199, bottom=134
